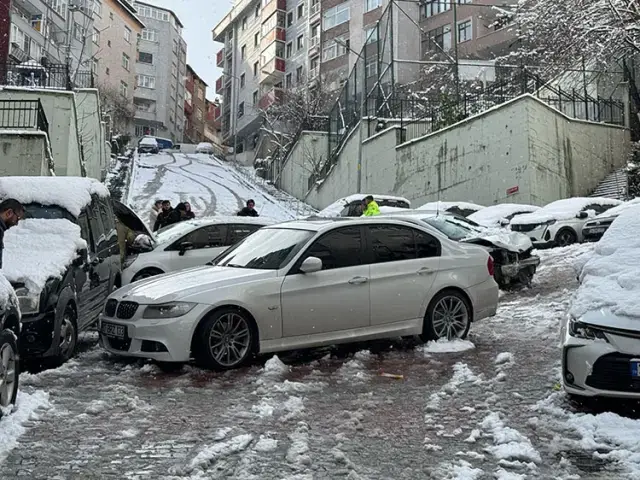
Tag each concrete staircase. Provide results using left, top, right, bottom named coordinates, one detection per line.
left=591, top=168, right=629, bottom=200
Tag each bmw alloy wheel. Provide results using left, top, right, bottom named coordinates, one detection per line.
left=207, top=313, right=251, bottom=368
left=431, top=296, right=470, bottom=340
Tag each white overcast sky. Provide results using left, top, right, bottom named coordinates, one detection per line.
left=151, top=0, right=233, bottom=101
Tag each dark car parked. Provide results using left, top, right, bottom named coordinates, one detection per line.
left=0, top=277, right=21, bottom=409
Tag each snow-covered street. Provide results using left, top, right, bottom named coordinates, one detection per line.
left=2, top=155, right=640, bottom=479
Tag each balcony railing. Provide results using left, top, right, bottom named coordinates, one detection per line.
left=310, top=36, right=320, bottom=50
left=309, top=66, right=319, bottom=80
left=259, top=87, right=284, bottom=109
left=310, top=2, right=321, bottom=17
left=216, top=49, right=225, bottom=67
left=0, top=99, right=49, bottom=136
left=215, top=77, right=224, bottom=93
left=261, top=0, right=286, bottom=19
left=0, top=61, right=94, bottom=90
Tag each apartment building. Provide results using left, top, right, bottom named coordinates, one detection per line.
left=204, top=98, right=223, bottom=149
left=184, top=64, right=208, bottom=143
left=3, top=0, right=96, bottom=85
left=93, top=0, right=144, bottom=119
left=132, top=1, right=186, bottom=142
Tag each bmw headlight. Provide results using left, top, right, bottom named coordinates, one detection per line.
left=14, top=287, right=40, bottom=315
left=142, top=302, right=196, bottom=319
left=543, top=220, right=557, bottom=226
left=569, top=318, right=607, bottom=341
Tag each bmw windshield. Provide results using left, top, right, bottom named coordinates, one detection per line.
left=215, top=228, right=315, bottom=270
left=420, top=216, right=474, bottom=241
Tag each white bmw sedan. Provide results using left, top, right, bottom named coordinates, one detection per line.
left=99, top=217, right=499, bottom=370
left=122, top=216, right=271, bottom=284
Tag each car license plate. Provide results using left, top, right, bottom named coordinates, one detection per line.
left=631, top=359, right=640, bottom=377
left=101, top=321, right=125, bottom=339
left=590, top=228, right=606, bottom=234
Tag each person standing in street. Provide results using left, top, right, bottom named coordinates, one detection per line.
left=150, top=199, right=163, bottom=228
left=362, top=195, right=381, bottom=216
left=184, top=202, right=196, bottom=219
left=0, top=199, right=25, bottom=268
left=153, top=200, right=174, bottom=231
left=237, top=199, right=259, bottom=217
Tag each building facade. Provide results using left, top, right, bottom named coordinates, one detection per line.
left=132, top=1, right=186, bottom=142
left=93, top=0, right=144, bottom=133
left=204, top=98, right=223, bottom=147
left=184, top=64, right=208, bottom=143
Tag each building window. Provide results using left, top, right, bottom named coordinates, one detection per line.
left=323, top=3, right=350, bottom=31
left=92, top=27, right=100, bottom=45
left=365, top=0, right=381, bottom=12
left=426, top=24, right=452, bottom=52
left=296, top=66, right=303, bottom=83
left=198, top=87, right=205, bottom=100
left=287, top=11, right=294, bottom=27
left=422, top=0, right=450, bottom=18
left=242, top=16, right=247, bottom=30
left=106, top=67, right=110, bottom=75
left=238, top=102, right=245, bottom=118
left=107, top=39, right=111, bottom=47
left=141, top=29, right=157, bottom=42
left=255, top=4, right=260, bottom=17
left=365, top=26, right=378, bottom=44
left=297, top=34, right=304, bottom=51
left=122, top=53, right=130, bottom=70
left=322, top=35, right=348, bottom=61
left=365, top=56, right=377, bottom=78
left=138, top=51, right=153, bottom=64
left=457, top=19, right=472, bottom=43
left=240, top=73, right=246, bottom=88
left=254, top=32, right=259, bottom=46
left=93, top=0, right=102, bottom=17
left=196, top=108, right=203, bottom=121
left=286, top=73, right=293, bottom=88
left=253, top=61, right=259, bottom=76
left=74, top=22, right=86, bottom=41
left=124, top=26, right=132, bottom=42
left=286, top=42, right=293, bottom=58
left=135, top=125, right=156, bottom=136
left=51, top=0, right=66, bottom=17
left=253, top=90, right=258, bottom=105
left=241, top=44, right=246, bottom=59
left=120, top=80, right=128, bottom=97
left=92, top=58, right=98, bottom=74
left=297, top=3, right=304, bottom=19
left=136, top=74, right=156, bottom=89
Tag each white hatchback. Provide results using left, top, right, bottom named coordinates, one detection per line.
left=99, top=217, right=499, bottom=370
left=122, top=216, right=271, bottom=284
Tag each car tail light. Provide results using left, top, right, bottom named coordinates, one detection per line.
left=487, top=255, right=495, bottom=277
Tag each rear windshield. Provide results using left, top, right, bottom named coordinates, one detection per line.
left=23, top=203, right=75, bottom=222
left=421, top=216, right=472, bottom=241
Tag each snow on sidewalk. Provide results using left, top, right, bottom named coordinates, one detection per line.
left=0, top=390, right=51, bottom=462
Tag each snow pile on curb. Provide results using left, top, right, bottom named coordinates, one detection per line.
left=426, top=363, right=481, bottom=416
left=422, top=339, right=475, bottom=354
left=481, top=412, right=541, bottom=464
left=185, top=434, right=254, bottom=475
left=0, top=390, right=51, bottom=462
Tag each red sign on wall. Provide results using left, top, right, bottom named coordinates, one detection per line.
left=506, top=186, right=519, bottom=195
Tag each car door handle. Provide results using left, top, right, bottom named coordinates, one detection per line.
left=417, top=267, right=433, bottom=275
left=348, top=276, right=369, bottom=285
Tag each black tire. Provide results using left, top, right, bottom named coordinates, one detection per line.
left=555, top=228, right=578, bottom=247
left=56, top=305, right=78, bottom=365
left=193, top=308, right=257, bottom=370
left=420, top=289, right=472, bottom=342
left=0, top=329, right=19, bottom=408
left=132, top=268, right=164, bottom=283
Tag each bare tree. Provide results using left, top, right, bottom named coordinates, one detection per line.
left=98, top=83, right=135, bottom=135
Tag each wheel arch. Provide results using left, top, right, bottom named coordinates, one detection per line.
left=554, top=226, right=578, bottom=243
left=131, top=266, right=165, bottom=282
left=189, top=304, right=260, bottom=357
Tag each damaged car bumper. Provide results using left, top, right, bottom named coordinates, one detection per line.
left=500, top=255, right=541, bottom=279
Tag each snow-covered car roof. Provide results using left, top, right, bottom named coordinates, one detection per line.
left=139, top=137, right=158, bottom=146
left=154, top=216, right=275, bottom=247
left=3, top=219, right=87, bottom=294
left=593, top=198, right=640, bottom=219
left=468, top=203, right=540, bottom=227
left=511, top=197, right=623, bottom=226
left=317, top=194, right=411, bottom=217
left=196, top=142, right=213, bottom=148
left=0, top=176, right=109, bottom=218
left=417, top=201, right=485, bottom=213
left=571, top=204, right=640, bottom=329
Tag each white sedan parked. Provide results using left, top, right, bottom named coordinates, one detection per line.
left=99, top=217, right=499, bottom=370
left=561, top=205, right=640, bottom=399
left=122, top=216, right=271, bottom=284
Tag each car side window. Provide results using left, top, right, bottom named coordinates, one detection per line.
left=226, top=224, right=261, bottom=245
left=87, top=197, right=106, bottom=249
left=180, top=225, right=228, bottom=249
left=368, top=225, right=416, bottom=264
left=98, top=197, right=116, bottom=234
left=415, top=230, right=441, bottom=258
left=77, top=212, right=95, bottom=252
left=303, top=227, right=363, bottom=270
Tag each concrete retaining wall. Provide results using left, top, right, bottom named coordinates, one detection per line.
left=0, top=132, right=52, bottom=176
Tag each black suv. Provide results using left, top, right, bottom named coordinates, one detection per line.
left=1, top=178, right=143, bottom=365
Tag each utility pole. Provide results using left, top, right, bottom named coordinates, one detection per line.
left=453, top=0, right=460, bottom=102
left=65, top=3, right=79, bottom=87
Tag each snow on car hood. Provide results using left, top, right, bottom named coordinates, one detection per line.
left=468, top=203, right=540, bottom=227
left=0, top=176, right=109, bottom=217
left=318, top=194, right=410, bottom=217
left=417, top=201, right=485, bottom=213
left=571, top=205, right=640, bottom=326
left=463, top=227, right=533, bottom=253
left=111, top=266, right=278, bottom=304
left=511, top=197, right=623, bottom=226
left=3, top=219, right=87, bottom=294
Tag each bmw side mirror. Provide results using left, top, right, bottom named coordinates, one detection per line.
left=577, top=211, right=589, bottom=219
left=179, top=242, right=194, bottom=256
left=300, top=256, right=323, bottom=274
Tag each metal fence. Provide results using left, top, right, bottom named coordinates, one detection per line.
left=0, top=99, right=49, bottom=136
left=0, top=62, right=94, bottom=90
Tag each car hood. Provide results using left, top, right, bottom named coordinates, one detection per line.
left=580, top=308, right=640, bottom=332
left=111, top=266, right=278, bottom=304
left=112, top=199, right=154, bottom=239
left=462, top=230, right=533, bottom=253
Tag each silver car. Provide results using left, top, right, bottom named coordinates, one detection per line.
left=98, top=217, right=499, bottom=370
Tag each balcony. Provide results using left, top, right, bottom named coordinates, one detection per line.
left=185, top=78, right=195, bottom=93
left=260, top=58, right=286, bottom=85
left=309, top=65, right=319, bottom=81
left=261, top=27, right=286, bottom=50
left=215, top=77, right=224, bottom=93
left=216, top=49, right=225, bottom=67
left=310, top=2, right=321, bottom=21
left=309, top=36, right=320, bottom=56
left=214, top=105, right=221, bottom=120
left=261, top=0, right=286, bottom=20
left=0, top=61, right=93, bottom=90
left=184, top=100, right=193, bottom=115
left=259, top=87, right=284, bottom=110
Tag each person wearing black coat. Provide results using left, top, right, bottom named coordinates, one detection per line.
left=153, top=200, right=177, bottom=231
left=237, top=199, right=259, bottom=217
